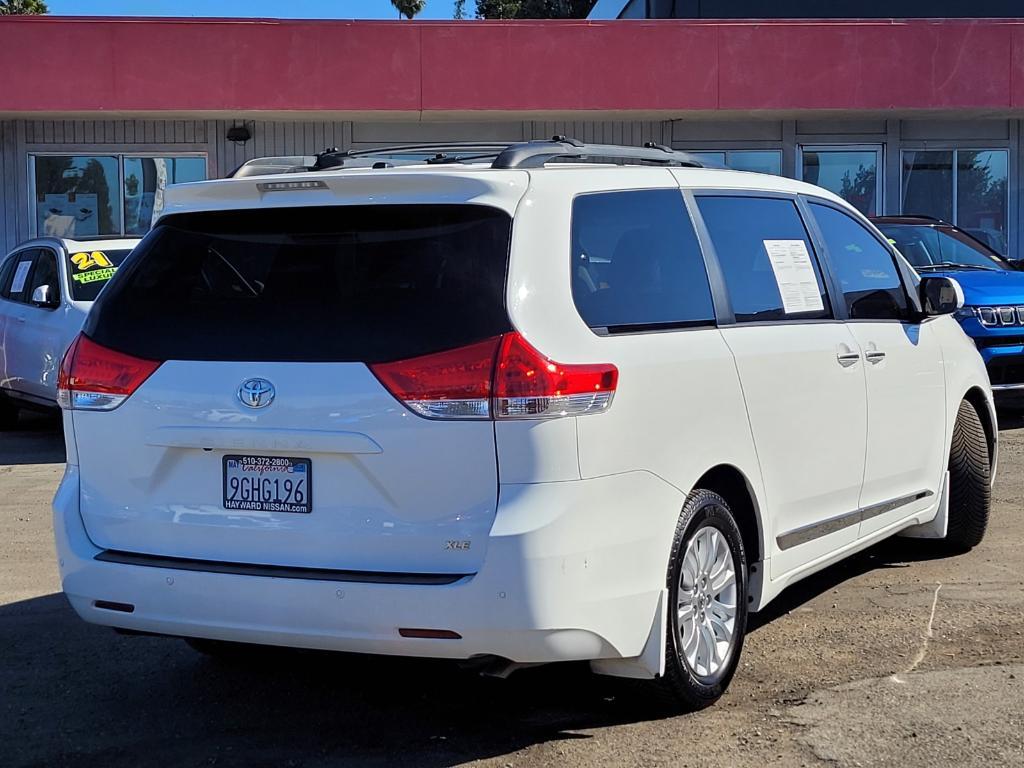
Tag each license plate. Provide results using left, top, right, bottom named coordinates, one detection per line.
left=222, top=455, right=312, bottom=514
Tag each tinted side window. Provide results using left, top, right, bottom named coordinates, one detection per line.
left=811, top=204, right=910, bottom=321
left=697, top=196, right=832, bottom=322
left=571, top=189, right=715, bottom=332
left=1, top=250, right=39, bottom=304
left=27, top=249, right=60, bottom=306
left=0, top=255, right=16, bottom=299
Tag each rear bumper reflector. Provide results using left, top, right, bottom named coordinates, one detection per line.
left=94, top=600, right=135, bottom=613
left=94, top=550, right=470, bottom=586
left=398, top=628, right=462, bottom=639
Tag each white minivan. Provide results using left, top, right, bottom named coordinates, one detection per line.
left=53, top=140, right=996, bottom=710
left=0, top=237, right=137, bottom=426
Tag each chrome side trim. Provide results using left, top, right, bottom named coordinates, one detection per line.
left=776, top=490, right=934, bottom=551
left=776, top=508, right=862, bottom=550
left=991, top=383, right=1024, bottom=391
left=859, top=490, right=933, bottom=522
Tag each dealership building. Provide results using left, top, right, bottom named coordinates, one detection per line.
left=2, top=9, right=1024, bottom=257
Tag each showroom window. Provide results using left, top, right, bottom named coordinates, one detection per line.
left=31, top=154, right=207, bottom=238
left=689, top=150, right=783, bottom=175
left=799, top=146, right=883, bottom=216
left=901, top=149, right=1009, bottom=255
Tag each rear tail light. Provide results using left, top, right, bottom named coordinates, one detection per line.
left=493, top=332, right=617, bottom=418
left=368, top=337, right=500, bottom=419
left=57, top=334, right=162, bottom=411
left=370, top=332, right=617, bottom=420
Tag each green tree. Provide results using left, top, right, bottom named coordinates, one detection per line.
left=391, top=0, right=425, bottom=18
left=0, top=0, right=48, bottom=14
left=838, top=164, right=877, bottom=217
left=473, top=0, right=594, bottom=18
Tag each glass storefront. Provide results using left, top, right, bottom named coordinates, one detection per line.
left=689, top=150, right=782, bottom=175
left=123, top=156, right=207, bottom=236
left=33, top=156, right=121, bottom=238
left=799, top=146, right=882, bottom=216
left=32, top=154, right=207, bottom=239
left=902, top=149, right=1009, bottom=254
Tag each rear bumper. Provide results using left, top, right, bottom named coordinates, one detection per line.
left=53, top=465, right=684, bottom=666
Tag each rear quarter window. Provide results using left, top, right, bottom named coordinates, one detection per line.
left=570, top=189, right=715, bottom=333
left=85, top=205, right=513, bottom=363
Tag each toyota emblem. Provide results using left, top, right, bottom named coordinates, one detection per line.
left=238, top=378, right=275, bottom=409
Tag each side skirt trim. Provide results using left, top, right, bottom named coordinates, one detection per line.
left=776, top=490, right=933, bottom=551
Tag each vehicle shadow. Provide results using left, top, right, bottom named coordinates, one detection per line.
left=0, top=410, right=65, bottom=466
left=996, top=406, right=1024, bottom=430
left=0, top=593, right=669, bottom=768
left=748, top=535, right=955, bottom=633
left=0, top=534, right=956, bottom=768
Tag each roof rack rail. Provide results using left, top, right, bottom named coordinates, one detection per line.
left=227, top=139, right=710, bottom=177
left=313, top=143, right=512, bottom=170
left=491, top=137, right=706, bottom=169
left=308, top=138, right=707, bottom=172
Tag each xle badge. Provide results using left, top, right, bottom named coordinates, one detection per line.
left=445, top=540, right=471, bottom=551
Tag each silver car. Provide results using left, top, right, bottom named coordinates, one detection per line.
left=0, top=237, right=138, bottom=427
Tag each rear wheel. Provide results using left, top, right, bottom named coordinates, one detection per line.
left=0, top=393, right=19, bottom=430
left=650, top=489, right=748, bottom=711
left=945, top=399, right=991, bottom=551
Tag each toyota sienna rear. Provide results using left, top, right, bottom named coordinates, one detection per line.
left=54, top=140, right=996, bottom=710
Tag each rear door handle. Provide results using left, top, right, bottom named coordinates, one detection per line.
left=14, top=315, right=26, bottom=324
left=865, top=350, right=886, bottom=364
left=837, top=351, right=861, bottom=367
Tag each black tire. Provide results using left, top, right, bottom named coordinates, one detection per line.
left=945, top=399, right=991, bottom=552
left=649, top=489, right=748, bottom=711
left=0, top=393, right=19, bottom=431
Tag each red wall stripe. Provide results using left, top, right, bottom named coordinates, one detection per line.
left=0, top=17, right=1022, bottom=114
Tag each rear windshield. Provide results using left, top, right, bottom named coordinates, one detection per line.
left=66, top=248, right=132, bottom=302
left=85, top=205, right=512, bottom=363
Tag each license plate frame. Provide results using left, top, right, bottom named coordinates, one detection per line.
left=222, top=455, right=313, bottom=514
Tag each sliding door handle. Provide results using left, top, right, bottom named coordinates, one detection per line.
left=865, top=350, right=886, bottom=364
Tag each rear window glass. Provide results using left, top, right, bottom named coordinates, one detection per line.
left=85, top=205, right=512, bottom=363
left=571, top=189, right=715, bottom=333
left=66, top=249, right=132, bottom=301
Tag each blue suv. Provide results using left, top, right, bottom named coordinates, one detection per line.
left=873, top=215, right=1024, bottom=403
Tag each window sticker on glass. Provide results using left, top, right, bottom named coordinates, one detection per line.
left=11, top=260, right=33, bottom=294
left=70, top=251, right=118, bottom=286
left=762, top=240, right=826, bottom=314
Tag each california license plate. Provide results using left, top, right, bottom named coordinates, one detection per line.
left=222, top=455, right=312, bottom=514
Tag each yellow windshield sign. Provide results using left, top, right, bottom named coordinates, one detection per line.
left=70, top=251, right=118, bottom=285
left=71, top=251, right=114, bottom=271
left=72, top=267, right=117, bottom=285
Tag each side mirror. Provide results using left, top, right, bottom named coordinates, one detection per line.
left=31, top=284, right=56, bottom=308
left=920, top=276, right=964, bottom=316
